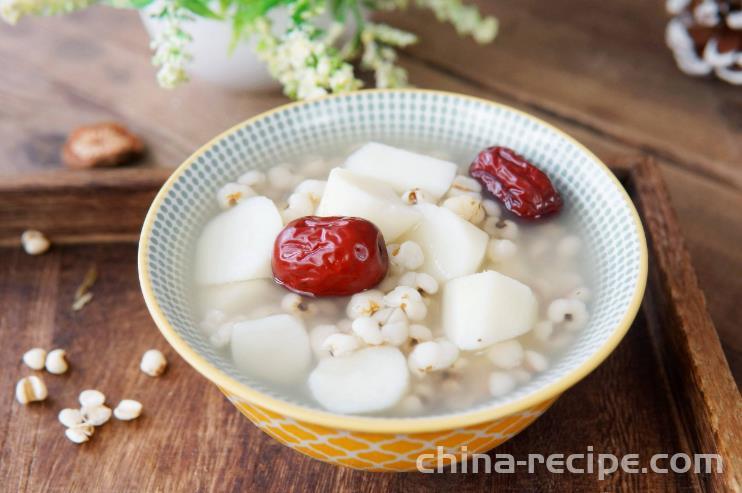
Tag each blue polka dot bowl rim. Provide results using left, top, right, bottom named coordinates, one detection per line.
left=138, top=89, right=648, bottom=435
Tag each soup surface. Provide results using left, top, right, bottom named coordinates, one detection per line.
left=193, top=142, right=592, bottom=416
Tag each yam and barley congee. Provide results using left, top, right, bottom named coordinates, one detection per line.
left=193, top=142, right=591, bottom=416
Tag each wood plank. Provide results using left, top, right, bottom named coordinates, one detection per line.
left=659, top=165, right=742, bottom=384
left=0, top=169, right=169, bottom=244
left=377, top=0, right=742, bottom=189
left=0, top=7, right=287, bottom=175
left=628, top=158, right=742, bottom=492
left=0, top=245, right=261, bottom=492
left=0, top=5, right=739, bottom=489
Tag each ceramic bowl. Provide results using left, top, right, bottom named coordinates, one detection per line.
left=139, top=89, right=647, bottom=472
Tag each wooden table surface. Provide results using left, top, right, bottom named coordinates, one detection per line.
left=2, top=0, right=738, bottom=381
left=0, top=1, right=739, bottom=487
left=2, top=159, right=739, bottom=491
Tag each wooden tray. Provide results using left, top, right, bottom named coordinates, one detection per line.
left=0, top=158, right=739, bottom=492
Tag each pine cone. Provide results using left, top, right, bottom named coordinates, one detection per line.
left=665, top=0, right=742, bottom=84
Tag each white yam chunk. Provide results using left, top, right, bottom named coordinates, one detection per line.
left=315, top=168, right=420, bottom=241
left=231, top=314, right=311, bottom=385
left=308, top=346, right=409, bottom=414
left=443, top=271, right=538, bottom=350
left=403, top=203, right=488, bottom=282
left=198, top=279, right=285, bottom=317
left=195, top=196, right=283, bottom=285
left=344, top=142, right=457, bottom=199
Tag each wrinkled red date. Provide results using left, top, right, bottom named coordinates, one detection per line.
left=469, top=146, right=563, bottom=219
left=272, top=216, right=389, bottom=297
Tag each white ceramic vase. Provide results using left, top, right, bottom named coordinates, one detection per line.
left=140, top=9, right=362, bottom=92
left=139, top=10, right=282, bottom=91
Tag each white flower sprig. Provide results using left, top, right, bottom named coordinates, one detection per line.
left=415, top=0, right=498, bottom=43
left=148, top=0, right=193, bottom=89
left=0, top=0, right=94, bottom=24
left=0, top=0, right=498, bottom=96
left=368, top=0, right=497, bottom=44
left=360, top=23, right=417, bottom=88
left=252, top=19, right=362, bottom=100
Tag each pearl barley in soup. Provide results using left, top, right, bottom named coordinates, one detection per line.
left=193, top=142, right=591, bottom=416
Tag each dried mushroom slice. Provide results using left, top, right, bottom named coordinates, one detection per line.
left=62, top=122, right=144, bottom=168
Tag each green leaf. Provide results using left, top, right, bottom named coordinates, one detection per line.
left=228, top=0, right=295, bottom=51
left=236, top=0, right=287, bottom=21
left=179, top=0, right=223, bottom=19
left=290, top=0, right=308, bottom=22
left=112, top=0, right=155, bottom=8
left=328, top=0, right=348, bottom=21
left=218, top=0, right=231, bottom=14
left=229, top=3, right=251, bottom=51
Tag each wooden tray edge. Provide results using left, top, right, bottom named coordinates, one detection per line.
left=0, top=168, right=172, bottom=245
left=624, top=156, right=741, bottom=492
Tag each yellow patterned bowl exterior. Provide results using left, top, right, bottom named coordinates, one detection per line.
left=139, top=90, right=647, bottom=472
left=227, top=389, right=558, bottom=471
